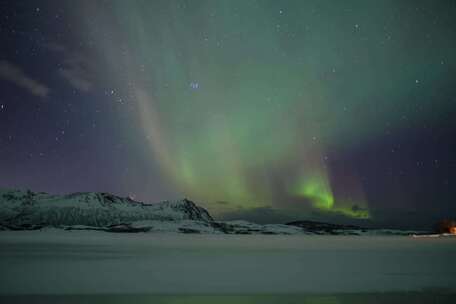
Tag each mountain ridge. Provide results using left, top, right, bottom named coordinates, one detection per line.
left=0, top=188, right=428, bottom=235
left=0, top=188, right=213, bottom=229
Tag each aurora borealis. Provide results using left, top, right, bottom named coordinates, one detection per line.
left=1, top=0, right=456, bottom=228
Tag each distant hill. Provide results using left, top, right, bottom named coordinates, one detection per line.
left=286, top=220, right=364, bottom=235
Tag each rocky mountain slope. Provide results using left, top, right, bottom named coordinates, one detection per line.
left=0, top=188, right=428, bottom=235
left=0, top=188, right=212, bottom=229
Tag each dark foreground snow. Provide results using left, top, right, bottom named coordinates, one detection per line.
left=0, top=230, right=455, bottom=295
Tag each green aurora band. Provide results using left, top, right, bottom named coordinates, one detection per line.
left=73, top=0, right=454, bottom=220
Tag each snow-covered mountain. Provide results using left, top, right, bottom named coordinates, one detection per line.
left=0, top=188, right=307, bottom=234
left=0, top=188, right=212, bottom=229
left=0, top=188, right=429, bottom=235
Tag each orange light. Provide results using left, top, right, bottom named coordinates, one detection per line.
left=450, top=226, right=456, bottom=235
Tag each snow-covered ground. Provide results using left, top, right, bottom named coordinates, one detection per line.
left=0, top=230, right=455, bottom=295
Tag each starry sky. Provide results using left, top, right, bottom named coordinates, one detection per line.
left=1, top=0, right=455, bottom=228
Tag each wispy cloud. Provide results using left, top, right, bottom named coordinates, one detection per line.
left=43, top=42, right=93, bottom=92
left=59, top=53, right=92, bottom=92
left=0, top=60, right=49, bottom=97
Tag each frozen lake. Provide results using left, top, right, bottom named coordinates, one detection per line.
left=0, top=230, right=455, bottom=299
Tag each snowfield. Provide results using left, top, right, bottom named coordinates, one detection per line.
left=1, top=188, right=455, bottom=298
left=0, top=230, right=455, bottom=295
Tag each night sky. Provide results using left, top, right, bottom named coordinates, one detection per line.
left=1, top=0, right=456, bottom=228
